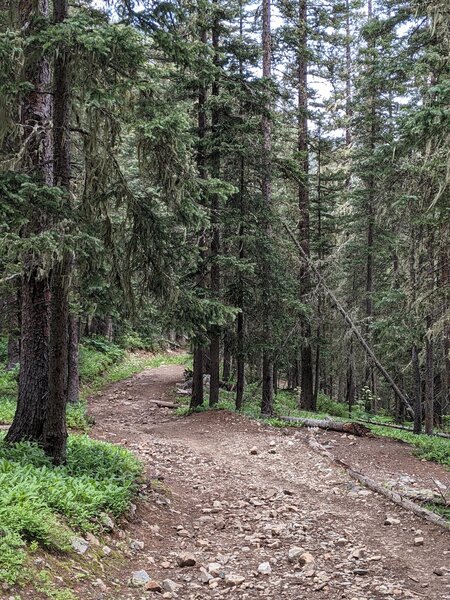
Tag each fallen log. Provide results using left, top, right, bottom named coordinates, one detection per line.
left=281, top=416, right=370, bottom=437
left=307, top=436, right=450, bottom=531
left=356, top=419, right=450, bottom=440
left=149, top=399, right=179, bottom=409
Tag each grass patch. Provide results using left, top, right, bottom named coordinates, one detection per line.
left=0, top=433, right=142, bottom=585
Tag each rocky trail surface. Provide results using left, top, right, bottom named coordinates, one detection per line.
left=72, top=363, right=449, bottom=599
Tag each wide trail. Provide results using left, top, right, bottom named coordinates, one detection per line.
left=88, top=363, right=450, bottom=600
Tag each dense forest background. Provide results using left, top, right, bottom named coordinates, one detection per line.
left=0, top=0, right=449, bottom=463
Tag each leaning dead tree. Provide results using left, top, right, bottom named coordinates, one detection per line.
left=283, top=222, right=415, bottom=417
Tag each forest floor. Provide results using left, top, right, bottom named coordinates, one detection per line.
left=16, top=362, right=450, bottom=600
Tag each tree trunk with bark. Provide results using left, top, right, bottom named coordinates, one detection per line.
left=6, top=0, right=53, bottom=445
left=209, top=6, right=221, bottom=408
left=260, top=0, right=274, bottom=416
left=297, top=0, right=314, bottom=411
left=190, top=23, right=208, bottom=410
left=42, top=0, right=71, bottom=464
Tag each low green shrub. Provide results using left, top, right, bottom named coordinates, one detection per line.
left=0, top=368, right=18, bottom=398
left=316, top=393, right=348, bottom=418
left=79, top=338, right=124, bottom=382
left=0, top=336, right=7, bottom=365
left=0, top=433, right=142, bottom=584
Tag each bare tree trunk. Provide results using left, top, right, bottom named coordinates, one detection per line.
left=209, top=5, right=221, bottom=407
left=365, top=0, right=376, bottom=403
left=409, top=225, right=422, bottom=433
left=222, top=334, right=231, bottom=382
left=297, top=0, right=314, bottom=411
left=190, top=23, right=208, bottom=410
left=424, top=229, right=434, bottom=436
left=440, top=232, right=450, bottom=420
left=346, top=337, right=356, bottom=413
left=6, top=0, right=53, bottom=445
left=260, top=0, right=274, bottom=415
left=190, top=345, right=204, bottom=409
left=43, top=0, right=71, bottom=464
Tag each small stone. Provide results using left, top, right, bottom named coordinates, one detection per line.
left=249, top=447, right=258, bottom=455
left=130, top=539, right=145, bottom=551
left=414, top=537, right=424, bottom=546
left=225, top=574, right=246, bottom=586
left=336, top=538, right=348, bottom=546
left=177, top=529, right=190, bottom=538
left=351, top=548, right=365, bottom=559
left=162, top=579, right=180, bottom=593
left=353, top=568, right=368, bottom=576
left=207, top=563, right=225, bottom=578
left=101, top=545, right=112, bottom=556
left=433, top=567, right=444, bottom=576
left=92, top=578, right=107, bottom=592
left=71, top=537, right=89, bottom=555
left=298, top=552, right=315, bottom=577
left=145, top=580, right=163, bottom=592
left=384, top=516, right=400, bottom=526
left=258, top=562, right=272, bottom=575
left=101, top=513, right=115, bottom=530
left=288, top=546, right=305, bottom=563
left=199, top=567, right=213, bottom=584
left=85, top=532, right=100, bottom=546
left=176, top=551, right=196, bottom=567
left=161, top=561, right=171, bottom=569
left=131, top=570, right=151, bottom=587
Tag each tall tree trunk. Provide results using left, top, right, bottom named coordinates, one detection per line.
left=191, top=346, right=204, bottom=409
left=424, top=228, right=434, bottom=435
left=67, top=315, right=79, bottom=403
left=260, top=0, right=274, bottom=415
left=6, top=0, right=53, bottom=445
left=190, top=24, right=208, bottom=410
left=313, top=129, right=323, bottom=406
left=441, top=232, right=450, bottom=420
left=346, top=336, right=356, bottom=413
left=235, top=2, right=246, bottom=411
left=412, top=344, right=422, bottom=433
left=42, top=0, right=71, bottom=464
left=222, top=335, right=231, bottom=382
left=297, top=0, right=314, bottom=410
left=209, top=5, right=221, bottom=407
left=364, top=0, right=376, bottom=405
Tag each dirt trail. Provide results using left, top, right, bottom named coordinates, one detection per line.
left=85, top=363, right=450, bottom=600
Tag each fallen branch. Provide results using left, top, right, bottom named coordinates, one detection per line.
left=356, top=419, right=450, bottom=439
left=281, top=416, right=370, bottom=437
left=148, top=399, right=179, bottom=409
left=307, top=436, right=450, bottom=531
